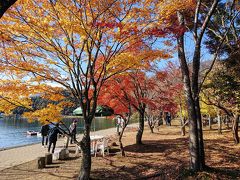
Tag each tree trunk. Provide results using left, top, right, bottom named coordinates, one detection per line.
left=119, top=141, right=125, bottom=157
left=188, top=98, right=200, bottom=171
left=119, top=119, right=127, bottom=157
left=179, top=103, right=186, bottom=136
left=178, top=49, right=200, bottom=170
left=208, top=114, right=212, bottom=130
left=232, top=114, right=239, bottom=144
left=65, top=136, right=70, bottom=148
left=178, top=68, right=200, bottom=170
left=118, top=107, right=131, bottom=156
left=78, top=123, right=91, bottom=180
left=119, top=127, right=126, bottom=157
left=217, top=113, right=222, bottom=134
left=181, top=117, right=186, bottom=136
left=136, top=110, right=145, bottom=145
left=149, top=125, right=154, bottom=133
left=226, top=115, right=230, bottom=129
left=147, top=116, right=154, bottom=133
left=177, top=13, right=200, bottom=171
left=195, top=100, right=205, bottom=170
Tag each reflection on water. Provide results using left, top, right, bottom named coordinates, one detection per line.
left=0, top=116, right=119, bottom=149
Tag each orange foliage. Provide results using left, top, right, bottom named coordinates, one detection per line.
left=0, top=0, right=180, bottom=123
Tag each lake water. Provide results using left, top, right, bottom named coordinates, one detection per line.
left=0, top=116, right=119, bottom=150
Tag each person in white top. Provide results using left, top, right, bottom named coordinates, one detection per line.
left=116, top=116, right=125, bottom=135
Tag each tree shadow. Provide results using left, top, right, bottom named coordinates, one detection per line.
left=124, top=138, right=188, bottom=153
left=91, top=157, right=240, bottom=180
left=203, top=128, right=231, bottom=132
left=50, top=161, right=65, bottom=165
left=45, top=165, right=60, bottom=168
left=0, top=165, right=75, bottom=179
left=90, top=135, right=240, bottom=179
left=0, top=157, right=80, bottom=179
left=91, top=161, right=187, bottom=179
left=64, top=156, right=80, bottom=161
left=206, top=166, right=240, bottom=179
left=109, top=148, right=120, bottom=154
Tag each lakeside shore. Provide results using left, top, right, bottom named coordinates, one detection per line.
left=0, top=141, right=41, bottom=152
left=0, top=123, right=138, bottom=171
left=0, top=116, right=122, bottom=151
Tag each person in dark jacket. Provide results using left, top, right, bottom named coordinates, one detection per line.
left=40, top=123, right=49, bottom=147
left=166, top=112, right=172, bottom=126
left=69, top=120, right=77, bottom=144
left=48, top=123, right=63, bottom=153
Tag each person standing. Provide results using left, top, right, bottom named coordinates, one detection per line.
left=116, top=116, right=122, bottom=135
left=48, top=123, right=63, bottom=153
left=69, top=120, right=77, bottom=144
left=116, top=116, right=125, bottom=135
left=40, top=123, right=49, bottom=147
left=166, top=112, right=172, bottom=126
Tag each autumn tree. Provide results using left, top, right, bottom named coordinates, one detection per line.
left=161, top=63, right=183, bottom=115
left=170, top=0, right=240, bottom=171
left=100, top=71, right=158, bottom=147
left=99, top=75, right=133, bottom=156
left=100, top=43, right=170, bottom=144
left=154, top=0, right=224, bottom=171
left=176, top=0, right=220, bottom=171
left=117, top=69, right=172, bottom=144
left=203, top=1, right=240, bottom=143
left=199, top=96, right=218, bottom=130
left=0, top=0, right=159, bottom=178
left=160, top=63, right=185, bottom=133
left=144, top=74, right=163, bottom=133
left=129, top=71, right=153, bottom=144
left=143, top=65, right=182, bottom=133
left=202, top=62, right=240, bottom=143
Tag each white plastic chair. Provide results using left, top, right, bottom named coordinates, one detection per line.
left=95, top=138, right=109, bottom=157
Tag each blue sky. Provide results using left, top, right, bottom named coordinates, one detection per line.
left=155, top=31, right=214, bottom=70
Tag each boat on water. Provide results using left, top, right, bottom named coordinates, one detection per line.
left=26, top=130, right=38, bottom=136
